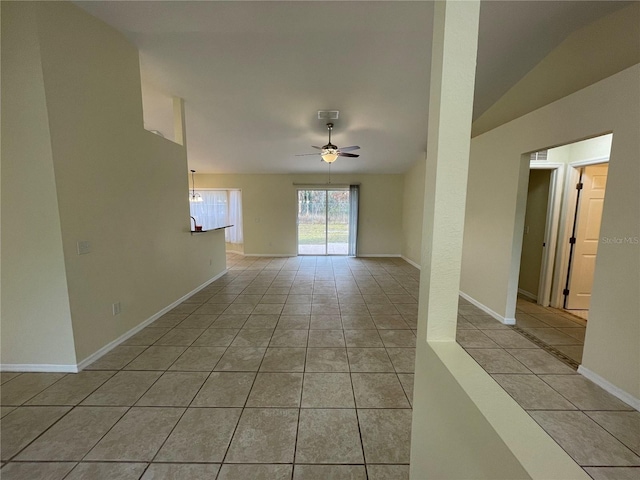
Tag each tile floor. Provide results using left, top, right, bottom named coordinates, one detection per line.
left=1, top=255, right=417, bottom=480
left=1, top=255, right=638, bottom=480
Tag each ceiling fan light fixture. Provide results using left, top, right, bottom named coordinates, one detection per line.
left=189, top=169, right=204, bottom=203
left=321, top=144, right=339, bottom=163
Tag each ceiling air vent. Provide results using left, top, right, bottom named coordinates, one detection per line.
left=530, top=150, right=548, bottom=161
left=318, top=110, right=339, bottom=120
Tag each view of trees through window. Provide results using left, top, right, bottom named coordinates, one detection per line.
left=297, top=189, right=349, bottom=255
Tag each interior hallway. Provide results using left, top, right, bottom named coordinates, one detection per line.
left=1, top=256, right=637, bottom=479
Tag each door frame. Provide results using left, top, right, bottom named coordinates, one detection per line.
left=526, top=162, right=565, bottom=306
left=550, top=156, right=609, bottom=308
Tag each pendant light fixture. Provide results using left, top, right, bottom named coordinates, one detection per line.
left=189, top=169, right=203, bottom=203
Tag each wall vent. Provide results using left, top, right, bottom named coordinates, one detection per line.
left=530, top=150, right=548, bottom=161
left=318, top=110, right=339, bottom=120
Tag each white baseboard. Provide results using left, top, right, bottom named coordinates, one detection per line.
left=357, top=254, right=402, bottom=258
left=74, top=269, right=228, bottom=372
left=578, top=365, right=640, bottom=411
left=458, top=291, right=516, bottom=325
left=226, top=249, right=244, bottom=254
left=517, top=288, right=538, bottom=301
left=0, top=363, right=79, bottom=373
left=401, top=255, right=421, bottom=270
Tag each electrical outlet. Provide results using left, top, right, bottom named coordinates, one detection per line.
left=112, top=302, right=121, bottom=316
left=77, top=240, right=91, bottom=255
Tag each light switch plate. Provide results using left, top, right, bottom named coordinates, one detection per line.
left=77, top=240, right=91, bottom=255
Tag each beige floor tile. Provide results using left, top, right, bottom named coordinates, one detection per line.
left=153, top=328, right=204, bottom=346
left=386, top=348, right=416, bottom=373
left=308, top=330, right=345, bottom=348
left=25, top=371, right=115, bottom=406
left=176, top=314, right=218, bottom=329
left=466, top=349, right=531, bottom=374
left=351, top=373, right=410, bottom=408
left=372, top=315, right=410, bottom=330
left=282, top=304, right=312, bottom=315
left=0, top=462, right=76, bottom=480
left=344, top=330, right=383, bottom=347
left=310, top=315, right=342, bottom=330
left=540, top=375, right=634, bottom=411
left=529, top=411, right=640, bottom=466
left=217, top=464, right=293, bottom=480
left=1, top=373, right=66, bottom=406
left=1, top=406, right=17, bottom=418
left=81, top=371, right=162, bottom=406
left=358, top=409, right=412, bottom=463
left=122, top=328, right=171, bottom=346
left=583, top=467, right=640, bottom=480
left=305, top=348, right=349, bottom=372
left=215, top=347, right=266, bottom=371
left=261, top=294, right=288, bottom=304
left=211, top=315, right=248, bottom=329
left=458, top=305, right=486, bottom=316
left=244, top=314, right=280, bottom=329
left=196, top=303, right=230, bottom=314
left=296, top=409, right=364, bottom=463
left=522, top=328, right=582, bottom=346
left=492, top=374, right=576, bottom=410
left=135, top=371, right=208, bottom=406
left=367, top=304, right=400, bottom=316
left=224, top=303, right=256, bottom=315
left=66, top=462, right=147, bottom=480
left=554, top=345, right=584, bottom=363
left=253, top=304, right=284, bottom=315
left=123, top=346, right=187, bottom=370
left=156, top=407, right=241, bottom=462
left=531, top=313, right=583, bottom=328
left=587, top=412, right=640, bottom=456
left=347, top=348, right=395, bottom=373
left=557, top=327, right=586, bottom=342
left=193, top=328, right=239, bottom=346
left=170, top=304, right=199, bottom=315
left=311, top=305, right=341, bottom=315
left=514, top=313, right=549, bottom=329
left=0, top=373, right=22, bottom=384
left=260, top=348, right=306, bottom=372
left=270, top=329, right=309, bottom=347
left=191, top=372, right=255, bottom=407
left=455, top=317, right=477, bottom=329
left=482, top=329, right=538, bottom=349
left=168, top=346, right=226, bottom=371
left=294, top=465, right=366, bottom=480
left=85, top=346, right=146, bottom=370
left=153, top=313, right=189, bottom=328
left=340, top=305, right=371, bottom=316
left=1, top=406, right=71, bottom=460
left=505, top=349, right=576, bottom=374
left=341, top=315, right=376, bottom=329
left=301, top=373, right=355, bottom=408
left=16, top=406, right=126, bottom=460
left=141, top=463, right=221, bottom=480
left=277, top=315, right=311, bottom=329
left=367, top=464, right=410, bottom=480
left=397, top=374, right=414, bottom=406
left=338, top=294, right=366, bottom=304
left=225, top=408, right=298, bottom=463
left=247, top=373, right=303, bottom=407
left=85, top=407, right=184, bottom=461
left=231, top=328, right=274, bottom=347
left=234, top=294, right=264, bottom=305
left=379, top=330, right=416, bottom=348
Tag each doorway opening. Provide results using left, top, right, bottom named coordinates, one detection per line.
left=297, top=188, right=358, bottom=255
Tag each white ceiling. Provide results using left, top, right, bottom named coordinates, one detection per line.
left=76, top=1, right=628, bottom=174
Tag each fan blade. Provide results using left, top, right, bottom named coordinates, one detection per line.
left=295, top=153, right=321, bottom=156
left=311, top=146, right=323, bottom=150
left=338, top=152, right=360, bottom=158
left=339, top=146, right=360, bottom=152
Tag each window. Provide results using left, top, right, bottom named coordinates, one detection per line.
left=190, top=189, right=243, bottom=244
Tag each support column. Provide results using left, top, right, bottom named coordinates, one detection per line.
left=416, top=0, right=480, bottom=343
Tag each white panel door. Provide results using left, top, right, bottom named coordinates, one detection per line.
left=566, top=164, right=608, bottom=310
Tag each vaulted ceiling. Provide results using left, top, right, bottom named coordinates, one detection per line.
left=76, top=1, right=630, bottom=174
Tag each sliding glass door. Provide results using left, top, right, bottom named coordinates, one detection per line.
left=297, top=189, right=351, bottom=255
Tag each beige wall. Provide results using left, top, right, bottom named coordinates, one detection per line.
left=401, top=155, right=427, bottom=266
left=1, top=2, right=228, bottom=367
left=472, top=3, right=640, bottom=137
left=461, top=64, right=640, bottom=399
left=196, top=173, right=404, bottom=256
left=1, top=3, right=77, bottom=367
left=518, top=169, right=551, bottom=299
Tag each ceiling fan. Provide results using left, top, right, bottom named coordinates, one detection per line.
left=296, top=123, right=360, bottom=163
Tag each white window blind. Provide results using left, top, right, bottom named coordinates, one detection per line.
left=190, top=190, right=243, bottom=244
